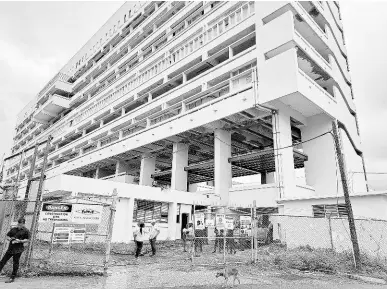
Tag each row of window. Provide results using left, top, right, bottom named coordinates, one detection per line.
left=72, top=2, right=147, bottom=75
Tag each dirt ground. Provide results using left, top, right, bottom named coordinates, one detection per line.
left=1, top=265, right=385, bottom=289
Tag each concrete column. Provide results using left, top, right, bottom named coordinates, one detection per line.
left=272, top=110, right=296, bottom=198
left=214, top=129, right=232, bottom=205
left=167, top=202, right=177, bottom=240
left=301, top=114, right=339, bottom=197
left=112, top=197, right=135, bottom=243
left=171, top=143, right=189, bottom=191
left=139, top=154, right=156, bottom=186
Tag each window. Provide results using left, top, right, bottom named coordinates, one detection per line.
left=133, top=199, right=169, bottom=223
left=312, top=204, right=348, bottom=218
left=124, top=14, right=127, bottom=22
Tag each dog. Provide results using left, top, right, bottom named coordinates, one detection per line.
left=216, top=267, right=241, bottom=288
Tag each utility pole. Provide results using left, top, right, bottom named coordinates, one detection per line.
left=20, top=144, right=39, bottom=218
left=25, top=136, right=52, bottom=268
left=331, top=121, right=361, bottom=269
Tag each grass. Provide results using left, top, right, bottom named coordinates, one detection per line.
left=2, top=241, right=387, bottom=280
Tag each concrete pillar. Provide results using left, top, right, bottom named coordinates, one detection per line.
left=272, top=110, right=296, bottom=198
left=301, top=114, right=339, bottom=197
left=112, top=197, right=135, bottom=242
left=168, top=202, right=177, bottom=240
left=171, top=143, right=189, bottom=191
left=139, top=154, right=156, bottom=186
left=214, top=129, right=232, bottom=205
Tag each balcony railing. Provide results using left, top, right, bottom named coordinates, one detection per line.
left=54, top=2, right=255, bottom=139
left=294, top=30, right=331, bottom=69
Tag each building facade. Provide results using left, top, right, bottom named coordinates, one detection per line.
left=3, top=1, right=372, bottom=240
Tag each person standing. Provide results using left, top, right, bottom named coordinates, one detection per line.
left=0, top=218, right=30, bottom=283
left=133, top=222, right=145, bottom=262
left=182, top=223, right=189, bottom=252
left=182, top=222, right=194, bottom=257
left=149, top=219, right=160, bottom=257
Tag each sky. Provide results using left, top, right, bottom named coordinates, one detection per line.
left=0, top=1, right=386, bottom=189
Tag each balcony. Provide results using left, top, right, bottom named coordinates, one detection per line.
left=36, top=72, right=72, bottom=105
left=33, top=94, right=71, bottom=124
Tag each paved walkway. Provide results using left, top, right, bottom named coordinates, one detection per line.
left=1, top=266, right=386, bottom=289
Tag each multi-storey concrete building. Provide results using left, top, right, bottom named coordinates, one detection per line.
left=3, top=1, right=376, bottom=241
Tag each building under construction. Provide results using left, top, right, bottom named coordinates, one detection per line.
left=2, top=2, right=379, bottom=241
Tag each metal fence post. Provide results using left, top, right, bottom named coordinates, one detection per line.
left=328, top=214, right=334, bottom=251
left=192, top=204, right=196, bottom=263
left=253, top=201, right=257, bottom=263
left=104, top=189, right=118, bottom=275
left=250, top=206, right=254, bottom=263
left=223, top=226, right=226, bottom=265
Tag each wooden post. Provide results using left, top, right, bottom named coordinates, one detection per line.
left=103, top=189, right=118, bottom=275
left=24, top=136, right=52, bottom=268
left=21, top=144, right=39, bottom=218
left=331, top=121, right=361, bottom=269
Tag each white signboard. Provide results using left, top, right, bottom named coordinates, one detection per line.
left=225, top=217, right=234, bottom=230
left=40, top=203, right=72, bottom=223
left=216, top=214, right=225, bottom=229
left=195, top=213, right=205, bottom=230
left=240, top=216, right=252, bottom=229
left=52, top=223, right=86, bottom=244
left=71, top=204, right=103, bottom=224
left=205, top=219, right=215, bottom=227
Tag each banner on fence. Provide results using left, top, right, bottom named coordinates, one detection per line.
left=195, top=213, right=205, bottom=230
left=216, top=214, right=225, bottom=229
left=72, top=204, right=103, bottom=224
left=40, top=203, right=73, bottom=222
left=52, top=223, right=86, bottom=244
left=225, top=217, right=234, bottom=230
left=40, top=203, right=103, bottom=224
left=240, top=216, right=251, bottom=229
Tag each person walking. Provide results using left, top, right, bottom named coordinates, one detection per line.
left=149, top=219, right=160, bottom=257
left=133, top=222, right=145, bottom=262
left=0, top=218, right=30, bottom=283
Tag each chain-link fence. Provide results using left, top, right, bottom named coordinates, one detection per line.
left=28, top=199, right=114, bottom=271
left=189, top=207, right=258, bottom=267
left=0, top=195, right=116, bottom=275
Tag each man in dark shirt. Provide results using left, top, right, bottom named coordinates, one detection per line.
left=0, top=218, right=30, bottom=283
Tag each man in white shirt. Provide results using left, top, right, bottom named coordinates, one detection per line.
left=149, top=219, right=160, bottom=257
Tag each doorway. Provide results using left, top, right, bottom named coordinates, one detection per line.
left=181, top=213, right=189, bottom=237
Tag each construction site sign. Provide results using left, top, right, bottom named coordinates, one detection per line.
left=194, top=213, right=205, bottom=230
left=52, top=223, right=86, bottom=244
left=215, top=214, right=225, bottom=229
left=225, top=217, right=234, bottom=230
left=71, top=204, right=103, bottom=224
left=40, top=203, right=72, bottom=222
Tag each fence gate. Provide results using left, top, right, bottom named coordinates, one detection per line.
left=24, top=196, right=116, bottom=272
left=191, top=206, right=256, bottom=267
